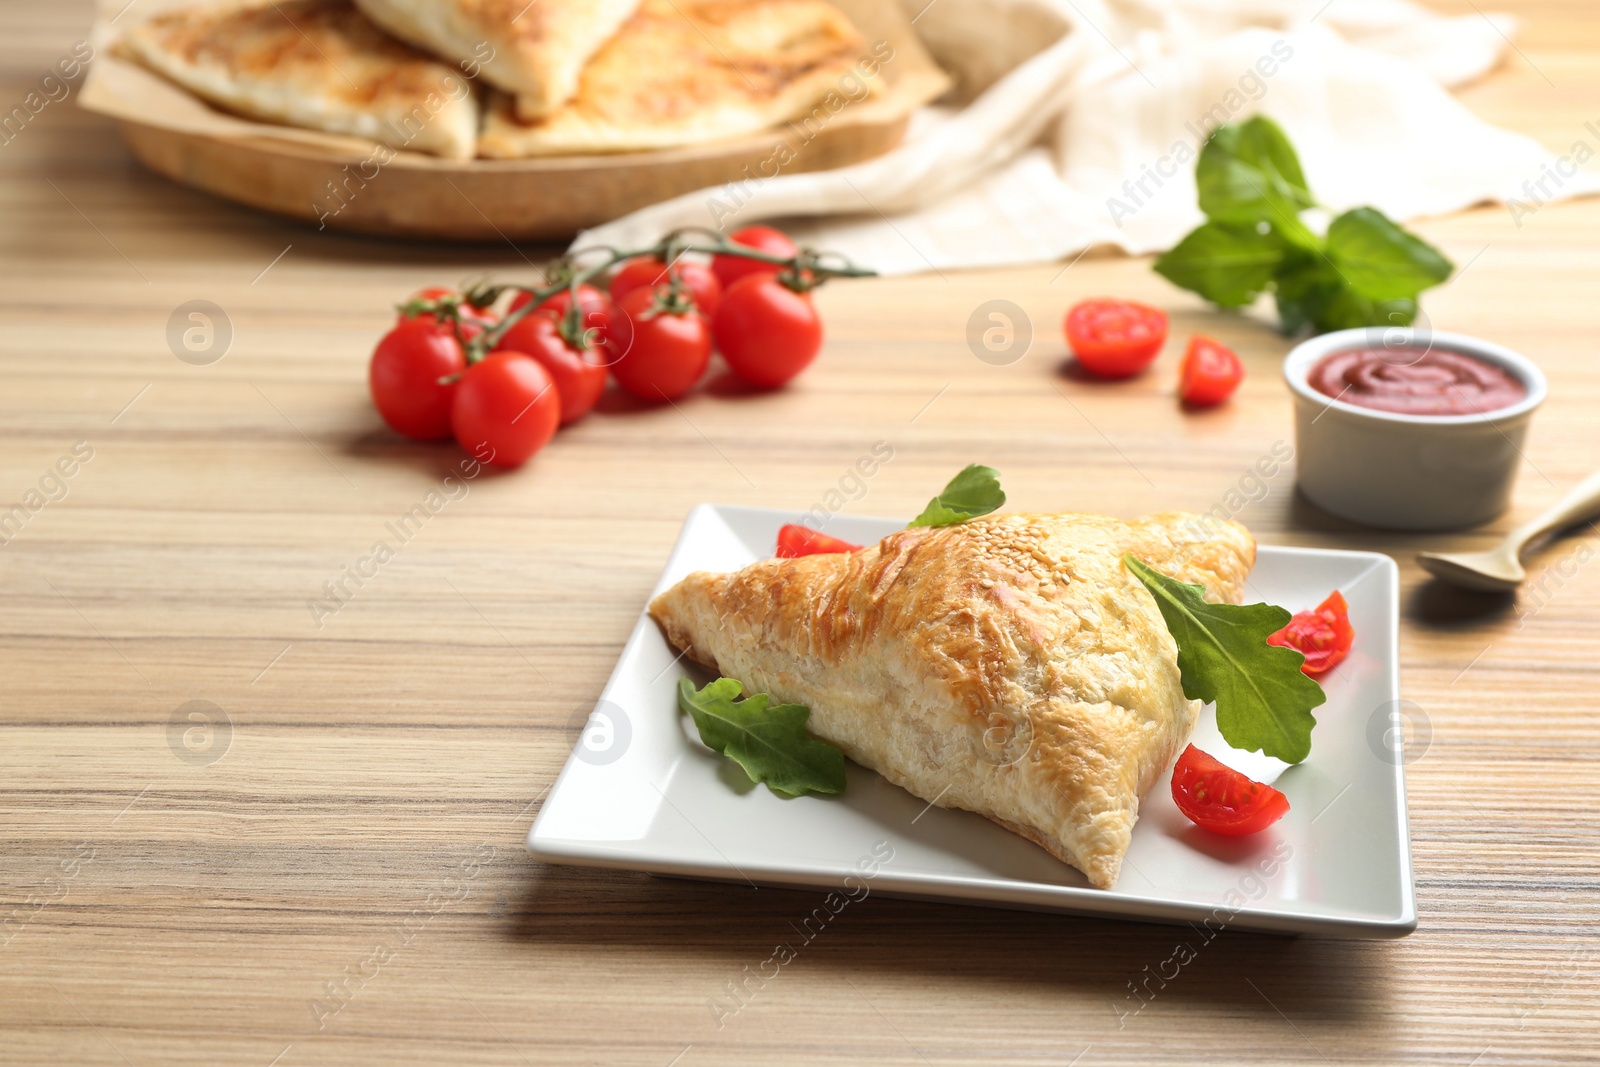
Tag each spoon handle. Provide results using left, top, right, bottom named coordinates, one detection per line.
left=1509, top=468, right=1600, bottom=549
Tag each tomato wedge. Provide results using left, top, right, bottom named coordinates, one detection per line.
left=1178, top=335, right=1244, bottom=407
left=1267, top=590, right=1354, bottom=676
left=775, top=524, right=861, bottom=558
left=1063, top=299, right=1169, bottom=379
left=1171, top=745, right=1290, bottom=836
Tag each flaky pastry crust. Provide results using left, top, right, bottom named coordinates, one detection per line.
left=477, top=0, right=869, bottom=157
left=119, top=0, right=479, bottom=160
left=352, top=0, right=641, bottom=118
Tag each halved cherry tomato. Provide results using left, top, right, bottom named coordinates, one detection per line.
left=1267, top=590, right=1354, bottom=676
left=493, top=313, right=607, bottom=426
left=775, top=524, right=862, bottom=558
left=1064, top=299, right=1169, bottom=379
left=713, top=274, right=823, bottom=389
left=509, top=284, right=613, bottom=347
left=712, top=225, right=798, bottom=291
left=369, top=319, right=467, bottom=441
left=1179, top=335, right=1244, bottom=407
left=1171, top=744, right=1290, bottom=836
left=609, top=257, right=722, bottom=318
left=450, top=352, right=560, bottom=469
left=608, top=287, right=713, bottom=402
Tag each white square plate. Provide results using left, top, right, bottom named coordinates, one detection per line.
left=528, top=506, right=1415, bottom=938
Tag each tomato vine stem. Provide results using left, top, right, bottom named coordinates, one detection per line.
left=398, top=230, right=875, bottom=364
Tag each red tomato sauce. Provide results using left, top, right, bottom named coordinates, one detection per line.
left=1308, top=347, right=1526, bottom=416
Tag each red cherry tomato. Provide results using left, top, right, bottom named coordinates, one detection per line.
left=369, top=319, right=467, bottom=441
left=1179, top=335, right=1245, bottom=407
left=492, top=313, right=607, bottom=426
left=609, top=257, right=723, bottom=318
left=1267, top=590, right=1354, bottom=676
left=450, top=352, right=560, bottom=469
left=712, top=274, right=823, bottom=389
left=1171, top=744, right=1290, bottom=836
left=775, top=524, right=862, bottom=558
left=609, top=287, right=713, bottom=402
left=1064, top=299, right=1169, bottom=379
left=509, top=284, right=613, bottom=347
left=712, top=225, right=799, bottom=291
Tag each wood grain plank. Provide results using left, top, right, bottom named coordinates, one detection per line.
left=1, top=1, right=1597, bottom=1065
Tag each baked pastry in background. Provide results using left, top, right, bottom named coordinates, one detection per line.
left=352, top=0, right=641, bottom=119
left=648, top=512, right=1258, bottom=889
left=477, top=0, right=869, bottom=158
left=118, top=0, right=479, bottom=160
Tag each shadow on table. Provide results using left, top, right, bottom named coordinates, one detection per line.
left=504, top=860, right=1390, bottom=1032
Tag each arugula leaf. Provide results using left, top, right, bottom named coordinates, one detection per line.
left=1325, top=207, right=1454, bottom=302
left=677, top=678, right=846, bottom=797
left=1123, top=555, right=1324, bottom=764
left=908, top=464, right=1006, bottom=528
left=1153, top=221, right=1286, bottom=308
left=1196, top=117, right=1317, bottom=248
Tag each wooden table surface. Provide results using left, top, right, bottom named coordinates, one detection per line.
left=3, top=2, right=1597, bottom=1064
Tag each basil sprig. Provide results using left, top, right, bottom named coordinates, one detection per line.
left=1154, top=116, right=1453, bottom=334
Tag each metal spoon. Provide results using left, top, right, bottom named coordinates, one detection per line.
left=1418, top=469, right=1600, bottom=592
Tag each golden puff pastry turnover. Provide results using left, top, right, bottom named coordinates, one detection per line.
left=476, top=0, right=871, bottom=158
left=118, top=0, right=479, bottom=160
left=351, top=0, right=641, bottom=119
left=649, top=512, right=1257, bottom=889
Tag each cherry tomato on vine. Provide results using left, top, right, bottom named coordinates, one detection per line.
left=1064, top=299, right=1169, bottom=379
left=712, top=225, right=799, bottom=291
left=1267, top=590, right=1354, bottom=676
left=450, top=352, right=561, bottom=469
left=405, top=286, right=496, bottom=316
left=1179, top=335, right=1244, bottom=407
left=712, top=274, right=823, bottom=389
left=1171, top=745, right=1290, bottom=836
left=775, top=524, right=861, bottom=558
left=609, top=287, right=713, bottom=401
left=369, top=319, right=468, bottom=441
left=493, top=313, right=608, bottom=425
left=399, top=287, right=496, bottom=337
left=510, top=284, right=613, bottom=347
left=609, top=257, right=722, bottom=318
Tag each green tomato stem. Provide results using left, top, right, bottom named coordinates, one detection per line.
left=465, top=236, right=874, bottom=361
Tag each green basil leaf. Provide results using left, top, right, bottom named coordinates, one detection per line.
left=1196, top=117, right=1317, bottom=247
left=1233, top=115, right=1312, bottom=199
left=678, top=678, right=846, bottom=797
left=1124, top=555, right=1324, bottom=764
left=1325, top=206, right=1454, bottom=302
left=1273, top=253, right=1418, bottom=336
left=908, top=464, right=1006, bottom=528
left=1312, top=288, right=1418, bottom=334
left=1153, top=221, right=1286, bottom=308
left=1271, top=253, right=1331, bottom=336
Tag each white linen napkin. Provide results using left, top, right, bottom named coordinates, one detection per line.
left=574, top=0, right=1600, bottom=275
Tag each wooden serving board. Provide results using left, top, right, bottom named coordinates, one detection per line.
left=81, top=0, right=949, bottom=241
